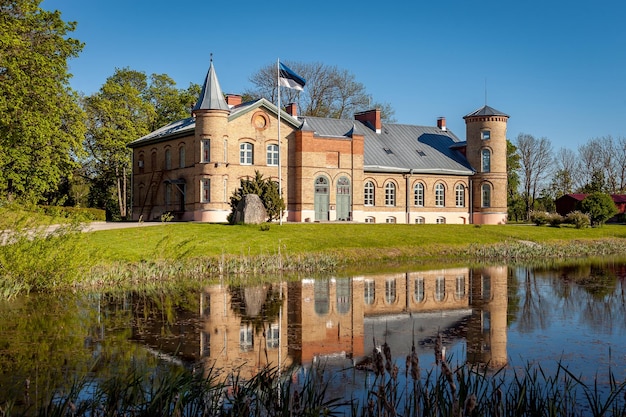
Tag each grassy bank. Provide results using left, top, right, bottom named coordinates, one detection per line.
left=2, top=221, right=626, bottom=297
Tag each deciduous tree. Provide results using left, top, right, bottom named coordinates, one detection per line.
left=0, top=0, right=85, bottom=202
left=246, top=62, right=396, bottom=122
left=579, top=192, right=618, bottom=226
left=516, top=133, right=553, bottom=219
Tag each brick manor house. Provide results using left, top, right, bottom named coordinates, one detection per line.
left=128, top=61, right=509, bottom=224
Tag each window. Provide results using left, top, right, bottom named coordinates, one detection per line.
left=385, top=182, right=396, bottom=206
left=455, top=184, right=465, bottom=207
left=385, top=217, right=396, bottom=223
left=365, top=216, right=376, bottom=223
left=364, top=280, right=375, bottom=305
left=240, top=142, right=253, bottom=165
left=266, top=323, right=279, bottom=349
left=435, top=277, right=445, bottom=302
left=456, top=276, right=466, bottom=299
left=165, top=182, right=172, bottom=205
left=201, top=179, right=210, bottom=203
left=482, top=149, right=491, bottom=172
left=435, top=183, right=445, bottom=207
left=314, top=279, right=330, bottom=315
left=202, top=140, right=210, bottom=163
left=336, top=278, right=351, bottom=315
left=436, top=217, right=446, bottom=224
left=223, top=139, right=228, bottom=163
left=414, top=277, right=425, bottom=302
left=364, top=181, right=374, bottom=206
left=179, top=146, right=185, bottom=168
left=385, top=279, right=396, bottom=304
left=482, top=183, right=491, bottom=208
left=414, top=183, right=424, bottom=207
left=240, top=324, right=253, bottom=352
left=164, top=149, right=171, bottom=170
left=481, top=130, right=491, bottom=140
left=266, top=144, right=279, bottom=166
left=415, top=216, right=425, bottom=224
left=223, top=179, right=228, bottom=202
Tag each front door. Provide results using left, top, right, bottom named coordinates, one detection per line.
left=336, top=176, right=351, bottom=221
left=314, top=176, right=329, bottom=221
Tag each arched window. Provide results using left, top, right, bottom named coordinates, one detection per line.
left=179, top=146, right=185, bottom=168
left=482, top=149, right=491, bottom=172
left=314, top=279, right=330, bottom=315
left=435, top=277, right=445, bottom=302
left=436, top=216, right=446, bottom=224
left=385, top=279, right=397, bottom=304
left=164, top=148, right=171, bottom=170
left=482, top=183, right=491, bottom=208
left=364, top=181, right=374, bottom=206
left=414, top=277, right=425, bottom=302
left=435, top=183, right=445, bottom=207
left=364, top=280, right=375, bottom=305
left=266, top=144, right=279, bottom=166
left=414, top=183, right=424, bottom=207
left=240, top=142, right=253, bottom=165
left=385, top=182, right=396, bottom=206
left=455, top=275, right=466, bottom=299
left=455, top=184, right=465, bottom=207
left=415, top=216, right=425, bottom=224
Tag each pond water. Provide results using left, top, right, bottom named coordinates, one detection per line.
left=0, top=258, right=625, bottom=411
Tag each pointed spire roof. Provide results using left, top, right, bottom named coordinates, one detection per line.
left=193, top=58, right=229, bottom=111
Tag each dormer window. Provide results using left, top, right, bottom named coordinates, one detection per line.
left=481, top=130, right=491, bottom=140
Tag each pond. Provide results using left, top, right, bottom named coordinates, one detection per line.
left=0, top=258, right=625, bottom=414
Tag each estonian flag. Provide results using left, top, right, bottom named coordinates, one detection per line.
left=279, top=62, right=306, bottom=91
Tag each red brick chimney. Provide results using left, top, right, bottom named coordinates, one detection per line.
left=355, top=109, right=382, bottom=133
left=437, top=117, right=447, bottom=131
left=285, top=102, right=297, bottom=117
left=225, top=94, right=242, bottom=107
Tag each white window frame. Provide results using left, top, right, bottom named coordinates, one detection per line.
left=202, top=139, right=210, bottom=163
left=482, top=149, right=491, bottom=173
left=385, top=279, right=396, bottom=304
left=435, top=276, right=445, bottom=301
left=415, top=216, right=425, bottom=224
left=436, top=216, right=446, bottom=224
left=240, top=142, right=253, bottom=165
left=414, top=182, right=424, bottom=207
left=435, top=183, right=445, bottom=207
left=414, top=277, right=425, bottom=302
left=385, top=182, right=396, bottom=206
left=364, top=280, right=375, bottom=305
left=455, top=184, right=465, bottom=207
left=456, top=275, right=466, bottom=299
left=201, top=178, right=210, bottom=203
left=364, top=181, right=374, bottom=206
left=481, top=130, right=491, bottom=140
left=266, top=144, right=279, bottom=166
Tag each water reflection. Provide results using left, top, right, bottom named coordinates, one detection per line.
left=1, top=260, right=625, bottom=408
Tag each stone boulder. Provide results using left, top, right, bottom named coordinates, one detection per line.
left=234, top=194, right=267, bottom=224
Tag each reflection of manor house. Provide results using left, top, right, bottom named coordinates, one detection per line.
left=129, top=268, right=508, bottom=377
left=128, top=60, right=509, bottom=224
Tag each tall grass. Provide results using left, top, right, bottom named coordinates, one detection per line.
left=9, top=336, right=624, bottom=417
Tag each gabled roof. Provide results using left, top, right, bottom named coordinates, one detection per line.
left=463, top=105, right=509, bottom=119
left=127, top=98, right=301, bottom=148
left=299, top=117, right=474, bottom=175
left=193, top=60, right=229, bottom=111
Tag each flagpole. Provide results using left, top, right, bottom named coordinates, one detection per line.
left=277, top=58, right=283, bottom=225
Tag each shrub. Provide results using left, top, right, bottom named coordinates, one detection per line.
left=548, top=212, right=564, bottom=227
left=564, top=211, right=590, bottom=229
left=529, top=211, right=550, bottom=226
left=579, top=192, right=618, bottom=226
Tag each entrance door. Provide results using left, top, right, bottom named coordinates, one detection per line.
left=314, top=176, right=329, bottom=221
left=336, top=176, right=351, bottom=221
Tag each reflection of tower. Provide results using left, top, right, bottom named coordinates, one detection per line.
left=466, top=266, right=508, bottom=368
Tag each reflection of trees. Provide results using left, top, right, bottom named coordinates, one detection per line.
left=517, top=268, right=552, bottom=333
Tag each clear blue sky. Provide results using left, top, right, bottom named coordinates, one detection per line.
left=42, top=0, right=626, bottom=151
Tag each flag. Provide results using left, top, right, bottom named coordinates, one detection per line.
left=278, top=62, right=306, bottom=90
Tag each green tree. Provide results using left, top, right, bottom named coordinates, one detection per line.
left=579, top=170, right=606, bottom=194
left=246, top=61, right=396, bottom=122
left=579, top=192, right=618, bottom=226
left=146, top=74, right=200, bottom=131
left=228, top=171, right=285, bottom=223
left=0, top=0, right=85, bottom=202
left=506, top=140, right=524, bottom=221
left=83, top=68, right=155, bottom=219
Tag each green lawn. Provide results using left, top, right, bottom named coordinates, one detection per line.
left=83, top=222, right=626, bottom=265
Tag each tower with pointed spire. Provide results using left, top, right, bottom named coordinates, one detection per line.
left=464, top=105, right=509, bottom=224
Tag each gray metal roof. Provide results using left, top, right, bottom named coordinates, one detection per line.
left=463, top=105, right=509, bottom=118
left=299, top=117, right=474, bottom=175
left=193, top=60, right=229, bottom=111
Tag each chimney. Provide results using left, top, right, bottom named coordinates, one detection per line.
left=225, top=94, right=242, bottom=107
left=355, top=109, right=382, bottom=133
left=437, top=117, right=447, bottom=131
left=285, top=102, right=297, bottom=117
